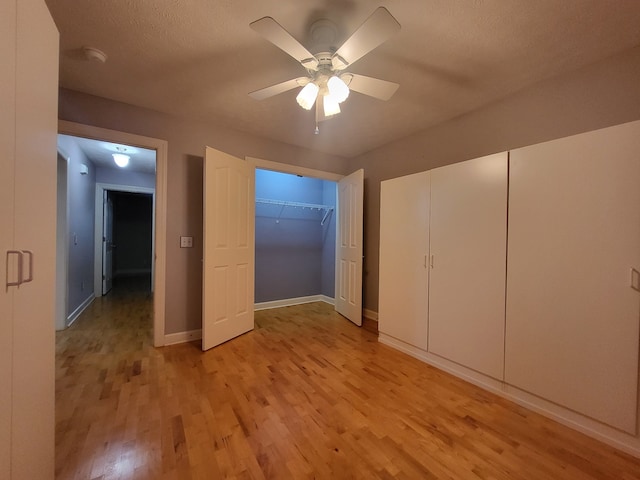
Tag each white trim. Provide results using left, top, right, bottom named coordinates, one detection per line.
left=58, top=121, right=168, bottom=347
left=164, top=329, right=202, bottom=346
left=246, top=157, right=344, bottom=182
left=378, top=333, right=640, bottom=459
left=66, top=294, right=95, bottom=327
left=255, top=295, right=334, bottom=311
left=363, top=308, right=378, bottom=321
left=55, top=150, right=69, bottom=331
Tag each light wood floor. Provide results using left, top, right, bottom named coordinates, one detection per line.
left=56, top=280, right=640, bottom=479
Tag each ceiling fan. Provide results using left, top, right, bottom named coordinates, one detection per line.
left=249, top=7, right=401, bottom=133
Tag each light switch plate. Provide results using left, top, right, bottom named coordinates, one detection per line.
left=180, top=236, right=193, bottom=248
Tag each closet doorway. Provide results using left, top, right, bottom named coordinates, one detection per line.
left=202, top=150, right=363, bottom=350
left=254, top=169, right=337, bottom=308
left=248, top=157, right=363, bottom=327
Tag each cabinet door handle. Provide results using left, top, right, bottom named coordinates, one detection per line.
left=21, top=250, right=33, bottom=284
left=631, top=267, right=640, bottom=292
left=6, top=250, right=23, bottom=288
left=430, top=254, right=435, bottom=269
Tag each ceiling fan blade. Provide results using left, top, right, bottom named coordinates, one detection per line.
left=249, top=77, right=309, bottom=101
left=343, top=73, right=399, bottom=100
left=332, top=7, right=400, bottom=70
left=250, top=17, right=319, bottom=70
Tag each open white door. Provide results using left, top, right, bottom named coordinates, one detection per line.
left=102, top=190, right=114, bottom=295
left=202, top=147, right=255, bottom=350
left=335, top=169, right=364, bottom=326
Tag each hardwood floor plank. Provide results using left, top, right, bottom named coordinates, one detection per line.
left=56, top=278, right=640, bottom=479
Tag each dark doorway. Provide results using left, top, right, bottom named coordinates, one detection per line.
left=110, top=191, right=153, bottom=292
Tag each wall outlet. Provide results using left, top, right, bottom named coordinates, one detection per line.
left=180, top=236, right=193, bottom=248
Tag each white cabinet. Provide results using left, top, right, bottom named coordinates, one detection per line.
left=0, top=1, right=18, bottom=474
left=428, top=153, right=508, bottom=379
left=378, top=122, right=640, bottom=452
left=0, top=0, right=58, bottom=477
left=378, top=171, right=430, bottom=350
left=505, top=121, right=640, bottom=434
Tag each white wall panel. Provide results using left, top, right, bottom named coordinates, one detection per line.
left=506, top=120, right=640, bottom=433
left=378, top=172, right=430, bottom=350
left=428, top=153, right=508, bottom=379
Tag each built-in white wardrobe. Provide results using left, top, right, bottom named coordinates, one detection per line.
left=1, top=0, right=58, bottom=477
left=378, top=120, right=640, bottom=455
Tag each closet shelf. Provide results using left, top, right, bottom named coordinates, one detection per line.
left=255, top=197, right=334, bottom=225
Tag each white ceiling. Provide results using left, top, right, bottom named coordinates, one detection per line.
left=46, top=0, right=640, bottom=158
left=60, top=134, right=157, bottom=173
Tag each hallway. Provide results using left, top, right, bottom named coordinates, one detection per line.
left=55, top=282, right=640, bottom=479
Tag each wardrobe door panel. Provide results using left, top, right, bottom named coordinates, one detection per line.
left=506, top=120, right=640, bottom=433
left=379, top=171, right=430, bottom=349
left=428, top=153, right=508, bottom=379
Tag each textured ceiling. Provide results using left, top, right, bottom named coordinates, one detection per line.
left=46, top=0, right=640, bottom=158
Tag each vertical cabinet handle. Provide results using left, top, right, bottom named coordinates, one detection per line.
left=5, top=250, right=34, bottom=288
left=21, top=250, right=33, bottom=283
left=631, top=267, right=640, bottom=292
left=430, top=254, right=435, bottom=269
left=6, top=250, right=23, bottom=288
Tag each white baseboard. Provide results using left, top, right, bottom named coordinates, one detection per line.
left=163, top=298, right=367, bottom=347
left=254, top=294, right=334, bottom=311
left=378, top=333, right=640, bottom=459
left=66, top=294, right=95, bottom=327
left=164, top=329, right=202, bottom=346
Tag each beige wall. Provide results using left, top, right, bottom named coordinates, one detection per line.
left=58, top=89, right=349, bottom=334
left=60, top=43, right=640, bottom=328
left=351, top=45, right=640, bottom=313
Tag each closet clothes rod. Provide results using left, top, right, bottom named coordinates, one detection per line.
left=255, top=197, right=335, bottom=225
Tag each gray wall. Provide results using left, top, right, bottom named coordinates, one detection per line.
left=58, top=43, right=640, bottom=330
left=58, top=89, right=349, bottom=334
left=96, top=167, right=155, bottom=189
left=352, top=45, right=640, bottom=313
left=321, top=181, right=336, bottom=298
left=57, top=134, right=95, bottom=317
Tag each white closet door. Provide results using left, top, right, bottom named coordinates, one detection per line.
left=202, top=147, right=255, bottom=350
left=335, top=169, right=364, bottom=326
left=379, top=171, right=430, bottom=349
left=0, top=0, right=17, bottom=474
left=506, top=121, right=640, bottom=433
left=10, top=0, right=58, bottom=477
left=428, top=152, right=508, bottom=379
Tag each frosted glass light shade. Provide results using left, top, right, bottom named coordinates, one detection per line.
left=296, top=82, right=319, bottom=110
left=323, top=94, right=341, bottom=116
left=112, top=153, right=130, bottom=167
left=327, top=76, right=349, bottom=103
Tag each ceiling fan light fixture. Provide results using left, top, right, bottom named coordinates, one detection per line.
left=296, top=82, right=319, bottom=110
left=327, top=76, right=349, bottom=103
left=112, top=153, right=130, bottom=168
left=323, top=94, right=341, bottom=117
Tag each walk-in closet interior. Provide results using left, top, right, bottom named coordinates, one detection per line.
left=254, top=169, right=336, bottom=306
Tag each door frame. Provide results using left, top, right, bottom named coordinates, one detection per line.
left=95, top=184, right=155, bottom=296
left=247, top=157, right=343, bottom=183
left=56, top=149, right=69, bottom=330
left=247, top=157, right=353, bottom=315
left=58, top=120, right=168, bottom=347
